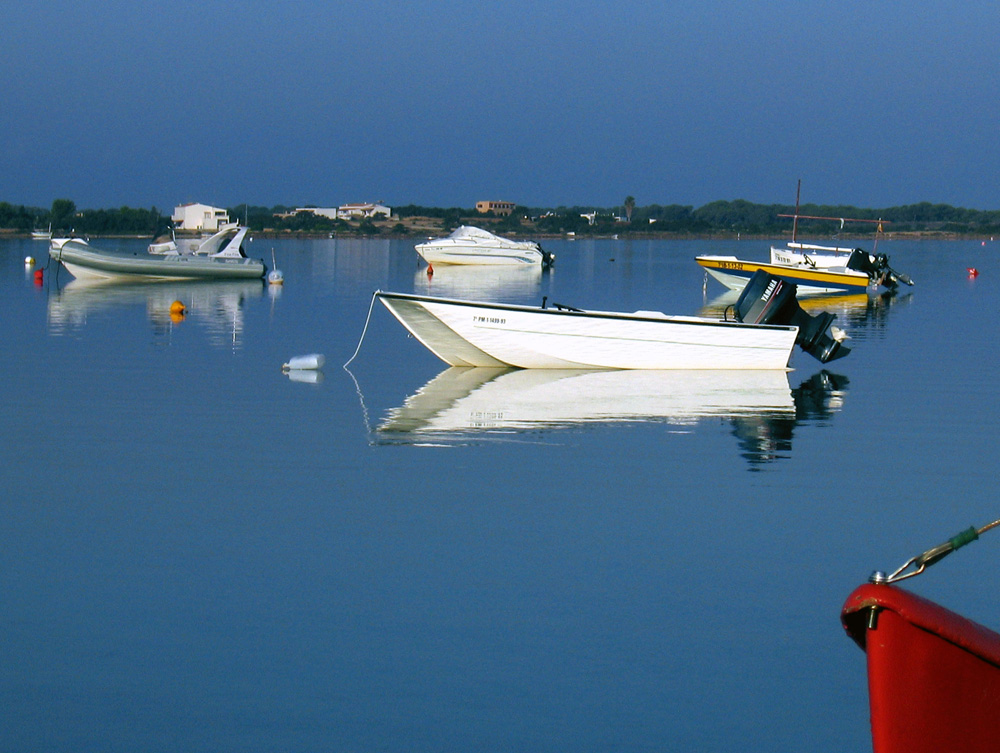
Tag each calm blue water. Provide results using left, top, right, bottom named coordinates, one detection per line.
left=3, top=235, right=999, bottom=752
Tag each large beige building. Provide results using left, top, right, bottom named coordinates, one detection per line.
left=476, top=201, right=515, bottom=216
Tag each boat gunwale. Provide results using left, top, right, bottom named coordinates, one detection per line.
left=842, top=583, right=1000, bottom=668
left=374, top=290, right=799, bottom=332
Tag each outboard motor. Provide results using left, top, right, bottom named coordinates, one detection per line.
left=733, top=270, right=851, bottom=363
left=846, top=249, right=913, bottom=288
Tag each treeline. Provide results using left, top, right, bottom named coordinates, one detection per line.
left=0, top=200, right=163, bottom=235
left=6, top=198, right=1000, bottom=236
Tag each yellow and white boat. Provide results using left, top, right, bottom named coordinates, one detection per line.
left=695, top=248, right=910, bottom=296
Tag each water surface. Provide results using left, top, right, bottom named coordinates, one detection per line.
left=3, top=235, right=998, bottom=752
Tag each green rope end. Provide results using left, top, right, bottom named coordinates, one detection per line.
left=950, top=526, right=979, bottom=551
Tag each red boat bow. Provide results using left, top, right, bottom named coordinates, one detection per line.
left=842, top=583, right=1000, bottom=753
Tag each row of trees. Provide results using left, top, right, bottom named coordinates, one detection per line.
left=0, top=200, right=163, bottom=235
left=6, top=198, right=1000, bottom=236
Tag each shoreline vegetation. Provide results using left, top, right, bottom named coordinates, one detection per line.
left=5, top=198, right=1000, bottom=241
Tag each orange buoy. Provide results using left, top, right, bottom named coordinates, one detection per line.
left=169, top=300, right=186, bottom=315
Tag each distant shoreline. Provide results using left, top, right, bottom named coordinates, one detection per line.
left=5, top=229, right=995, bottom=242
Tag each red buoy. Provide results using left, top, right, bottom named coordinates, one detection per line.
left=968, top=267, right=980, bottom=278
left=34, top=269, right=43, bottom=285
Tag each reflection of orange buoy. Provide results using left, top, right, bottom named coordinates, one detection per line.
left=968, top=267, right=980, bottom=278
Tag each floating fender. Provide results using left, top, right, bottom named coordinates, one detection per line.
left=282, top=353, right=325, bottom=371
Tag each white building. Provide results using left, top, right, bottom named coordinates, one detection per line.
left=172, top=203, right=230, bottom=232
left=337, top=203, right=392, bottom=219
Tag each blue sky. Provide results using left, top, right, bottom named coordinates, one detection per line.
left=4, top=0, right=1000, bottom=211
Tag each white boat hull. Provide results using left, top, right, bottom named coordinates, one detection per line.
left=414, top=225, right=549, bottom=266
left=377, top=291, right=797, bottom=369
left=416, top=244, right=543, bottom=266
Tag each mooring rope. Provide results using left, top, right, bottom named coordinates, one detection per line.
left=872, top=517, right=1000, bottom=584
left=343, top=290, right=379, bottom=368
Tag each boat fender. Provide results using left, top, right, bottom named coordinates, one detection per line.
left=282, top=354, right=325, bottom=371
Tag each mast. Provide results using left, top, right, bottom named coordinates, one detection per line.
left=792, top=179, right=801, bottom=243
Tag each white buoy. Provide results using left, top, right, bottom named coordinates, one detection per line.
left=282, top=353, right=325, bottom=370
left=25, top=256, right=34, bottom=265
left=268, top=248, right=283, bottom=285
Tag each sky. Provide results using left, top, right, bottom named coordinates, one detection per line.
left=4, top=0, right=1000, bottom=212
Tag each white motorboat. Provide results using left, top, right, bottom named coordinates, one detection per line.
left=50, top=226, right=265, bottom=281
left=414, top=226, right=553, bottom=266
left=373, top=270, right=851, bottom=369
left=31, top=224, right=52, bottom=241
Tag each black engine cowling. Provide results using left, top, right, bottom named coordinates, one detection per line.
left=733, top=270, right=850, bottom=363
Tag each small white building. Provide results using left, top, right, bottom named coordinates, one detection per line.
left=172, top=203, right=230, bottom=232
left=337, top=203, right=392, bottom=219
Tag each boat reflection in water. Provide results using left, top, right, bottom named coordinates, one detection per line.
left=412, top=263, right=543, bottom=300
left=47, top=278, right=265, bottom=347
left=369, top=367, right=847, bottom=464
left=699, top=289, right=910, bottom=339
left=731, top=370, right=848, bottom=468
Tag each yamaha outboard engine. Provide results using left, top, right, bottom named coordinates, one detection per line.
left=733, top=270, right=851, bottom=363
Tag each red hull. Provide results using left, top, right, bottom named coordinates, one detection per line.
left=842, top=584, right=1000, bottom=753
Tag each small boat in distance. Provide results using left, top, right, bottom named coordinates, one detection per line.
left=372, top=269, right=850, bottom=369
left=695, top=249, right=910, bottom=295
left=31, top=224, right=52, bottom=241
left=50, top=226, right=265, bottom=282
left=841, top=519, right=1000, bottom=753
left=697, top=182, right=913, bottom=295
left=415, top=225, right=554, bottom=266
